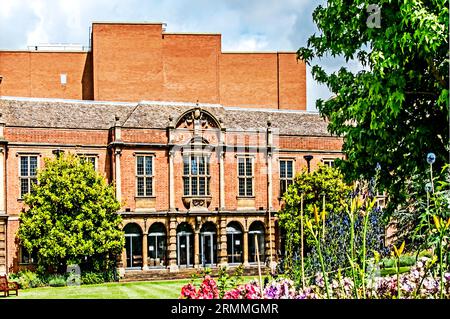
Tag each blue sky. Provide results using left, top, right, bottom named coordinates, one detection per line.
left=0, top=0, right=359, bottom=110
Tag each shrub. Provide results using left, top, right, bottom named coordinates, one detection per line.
left=9, top=270, right=44, bottom=289
left=81, top=272, right=105, bottom=285
left=48, top=274, right=67, bottom=287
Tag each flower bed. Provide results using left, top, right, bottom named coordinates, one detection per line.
left=180, top=258, right=450, bottom=299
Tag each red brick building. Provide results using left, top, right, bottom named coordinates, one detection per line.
left=0, top=22, right=343, bottom=277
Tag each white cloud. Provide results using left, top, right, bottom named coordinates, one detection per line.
left=225, top=34, right=269, bottom=52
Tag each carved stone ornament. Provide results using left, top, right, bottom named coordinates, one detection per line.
left=182, top=196, right=212, bottom=212
left=176, top=108, right=220, bottom=130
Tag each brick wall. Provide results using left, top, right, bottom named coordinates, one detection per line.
left=92, top=23, right=164, bottom=102
left=162, top=34, right=221, bottom=104
left=0, top=51, right=92, bottom=99
left=220, top=53, right=278, bottom=109
left=0, top=23, right=307, bottom=110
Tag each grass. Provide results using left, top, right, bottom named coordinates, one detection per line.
left=379, top=266, right=411, bottom=277
left=6, top=276, right=259, bottom=299
left=8, top=279, right=190, bottom=299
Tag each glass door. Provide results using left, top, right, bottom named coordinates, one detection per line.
left=200, top=232, right=216, bottom=266
left=148, top=233, right=166, bottom=267
left=125, top=234, right=142, bottom=268
left=177, top=232, right=193, bottom=267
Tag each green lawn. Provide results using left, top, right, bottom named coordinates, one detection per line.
left=9, top=279, right=189, bottom=299
left=6, top=276, right=259, bottom=299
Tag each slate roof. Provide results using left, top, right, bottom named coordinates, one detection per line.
left=0, top=97, right=331, bottom=136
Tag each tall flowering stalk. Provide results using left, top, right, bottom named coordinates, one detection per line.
left=433, top=215, right=450, bottom=298
left=361, top=198, right=377, bottom=298
left=305, top=205, right=330, bottom=298
left=346, top=196, right=362, bottom=299
left=393, top=241, right=405, bottom=299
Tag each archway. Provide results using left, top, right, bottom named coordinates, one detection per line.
left=124, top=223, right=143, bottom=269
left=200, top=222, right=217, bottom=267
left=148, top=222, right=167, bottom=268
left=227, top=222, right=243, bottom=264
left=248, top=221, right=265, bottom=263
left=177, top=223, right=194, bottom=267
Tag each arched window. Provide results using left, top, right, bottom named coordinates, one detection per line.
left=227, top=222, right=243, bottom=264
left=148, top=223, right=167, bottom=267
left=248, top=221, right=265, bottom=263
left=124, top=223, right=143, bottom=269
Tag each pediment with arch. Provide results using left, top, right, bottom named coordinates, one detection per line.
left=175, top=108, right=221, bottom=130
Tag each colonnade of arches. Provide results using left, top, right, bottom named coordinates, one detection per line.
left=123, top=220, right=266, bottom=269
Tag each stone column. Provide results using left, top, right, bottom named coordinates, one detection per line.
left=194, top=230, right=200, bottom=268
left=0, top=147, right=5, bottom=213
left=114, top=150, right=122, bottom=203
left=168, top=216, right=178, bottom=272
left=243, top=230, right=249, bottom=266
left=219, top=218, right=228, bottom=266
left=0, top=115, right=6, bottom=214
left=267, top=122, right=276, bottom=270
left=0, top=218, right=6, bottom=275
left=219, top=151, right=225, bottom=210
left=142, top=233, right=148, bottom=270
left=267, top=152, right=276, bottom=268
left=169, top=150, right=175, bottom=211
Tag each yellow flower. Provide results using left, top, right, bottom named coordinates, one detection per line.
left=446, top=218, right=450, bottom=229
left=393, top=241, right=405, bottom=258
left=305, top=218, right=313, bottom=232
left=313, top=205, right=320, bottom=225
left=321, top=209, right=326, bottom=222
left=351, top=198, right=357, bottom=213
left=433, top=215, right=441, bottom=231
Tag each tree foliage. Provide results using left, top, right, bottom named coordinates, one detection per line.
left=18, top=153, right=124, bottom=273
left=298, top=0, right=449, bottom=215
left=277, top=164, right=352, bottom=275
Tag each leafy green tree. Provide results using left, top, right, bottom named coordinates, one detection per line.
left=18, top=153, right=124, bottom=274
left=298, top=0, right=449, bottom=216
left=277, top=164, right=352, bottom=276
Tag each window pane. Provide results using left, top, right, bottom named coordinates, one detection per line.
left=206, top=158, right=210, bottom=175
left=199, top=157, right=205, bottom=175
left=280, top=161, right=286, bottom=178
left=245, top=158, right=252, bottom=176
left=20, top=178, right=29, bottom=197
left=145, top=177, right=152, bottom=196
left=246, top=178, right=252, bottom=196
left=183, top=177, right=190, bottom=196
left=206, top=177, right=210, bottom=195
left=137, top=156, right=144, bottom=176
left=183, top=157, right=189, bottom=175
left=87, top=157, right=96, bottom=168
left=145, top=156, right=152, bottom=175
left=191, top=157, right=198, bottom=175
left=199, top=177, right=205, bottom=195
left=20, top=157, right=29, bottom=177
left=280, top=181, right=286, bottom=196
left=238, top=158, right=245, bottom=176
left=29, top=156, right=38, bottom=176
left=137, top=177, right=145, bottom=196
left=191, top=178, right=198, bottom=195
left=287, top=161, right=293, bottom=178
left=239, top=178, right=245, bottom=196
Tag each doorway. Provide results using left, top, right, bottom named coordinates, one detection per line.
left=200, top=222, right=217, bottom=267
left=177, top=223, right=194, bottom=267
left=124, top=223, right=143, bottom=269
